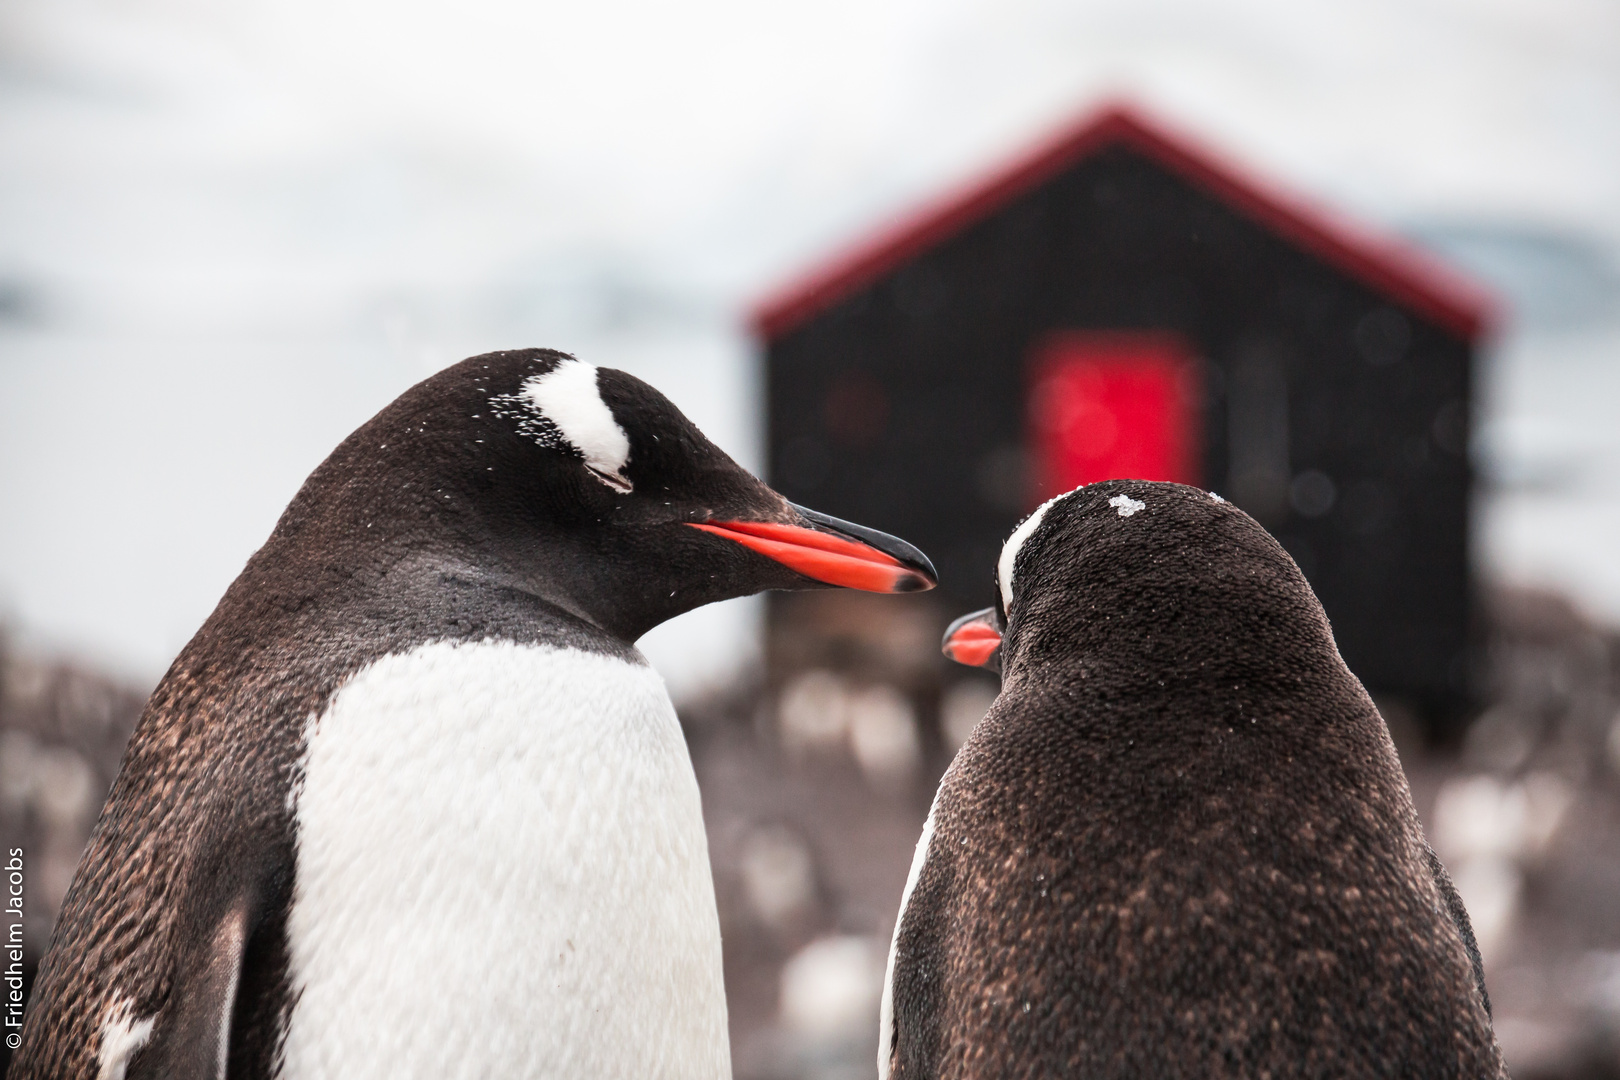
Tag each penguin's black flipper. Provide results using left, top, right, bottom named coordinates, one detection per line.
left=121, top=812, right=287, bottom=1080
left=126, top=897, right=250, bottom=1080
left=1426, top=843, right=1491, bottom=1018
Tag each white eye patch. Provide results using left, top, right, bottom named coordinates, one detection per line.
left=997, top=491, right=1064, bottom=611
left=491, top=358, right=632, bottom=492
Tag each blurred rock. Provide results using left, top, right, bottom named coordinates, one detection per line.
left=1434, top=772, right=1573, bottom=864
left=940, top=678, right=997, bottom=750
left=739, top=823, right=821, bottom=938
left=0, top=631, right=146, bottom=1074
left=775, top=672, right=922, bottom=790
left=846, top=686, right=918, bottom=788
left=778, top=670, right=852, bottom=760
left=776, top=935, right=888, bottom=1080
left=778, top=935, right=886, bottom=1039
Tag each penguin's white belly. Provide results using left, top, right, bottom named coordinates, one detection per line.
left=279, top=639, right=729, bottom=1080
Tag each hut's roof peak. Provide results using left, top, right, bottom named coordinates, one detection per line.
left=752, top=102, right=1496, bottom=342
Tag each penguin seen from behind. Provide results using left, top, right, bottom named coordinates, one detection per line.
left=886, top=479, right=1502, bottom=1078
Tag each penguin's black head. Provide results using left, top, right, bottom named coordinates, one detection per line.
left=944, top=479, right=1333, bottom=684
left=276, top=348, right=935, bottom=643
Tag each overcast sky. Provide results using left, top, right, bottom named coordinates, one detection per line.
left=1, top=0, right=1617, bottom=692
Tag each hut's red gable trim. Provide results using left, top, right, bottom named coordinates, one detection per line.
left=751, top=104, right=1495, bottom=342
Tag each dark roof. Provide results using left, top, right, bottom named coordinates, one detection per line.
left=752, top=103, right=1496, bottom=342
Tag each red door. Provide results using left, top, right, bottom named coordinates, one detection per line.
left=1028, top=332, right=1201, bottom=501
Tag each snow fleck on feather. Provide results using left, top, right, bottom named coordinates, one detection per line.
left=1109, top=494, right=1145, bottom=517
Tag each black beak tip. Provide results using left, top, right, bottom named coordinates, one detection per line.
left=787, top=501, right=938, bottom=590
left=895, top=570, right=934, bottom=593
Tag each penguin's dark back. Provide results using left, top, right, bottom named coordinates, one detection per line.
left=889, top=481, right=1504, bottom=1078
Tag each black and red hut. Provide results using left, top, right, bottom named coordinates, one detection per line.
left=753, top=103, right=1495, bottom=732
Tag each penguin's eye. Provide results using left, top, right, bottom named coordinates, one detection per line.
left=587, top=464, right=633, bottom=494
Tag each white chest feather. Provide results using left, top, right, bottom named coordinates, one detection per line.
left=279, top=640, right=729, bottom=1080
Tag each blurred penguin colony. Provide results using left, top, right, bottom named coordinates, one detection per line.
left=4, top=105, right=1620, bottom=1080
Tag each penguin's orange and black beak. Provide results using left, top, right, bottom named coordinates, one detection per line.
left=943, top=606, right=1003, bottom=672
left=688, top=503, right=937, bottom=594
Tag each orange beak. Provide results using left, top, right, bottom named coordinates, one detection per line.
left=687, top=505, right=935, bottom=594
left=943, top=607, right=1003, bottom=670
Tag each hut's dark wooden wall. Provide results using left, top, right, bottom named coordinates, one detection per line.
left=765, top=142, right=1474, bottom=723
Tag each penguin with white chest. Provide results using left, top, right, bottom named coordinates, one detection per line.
left=885, top=479, right=1503, bottom=1078
left=15, top=348, right=936, bottom=1080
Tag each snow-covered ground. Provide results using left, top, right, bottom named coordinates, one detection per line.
left=1, top=0, right=1617, bottom=694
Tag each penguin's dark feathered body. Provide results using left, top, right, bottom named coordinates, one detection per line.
left=891, top=479, right=1503, bottom=1079
left=15, top=349, right=935, bottom=1080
